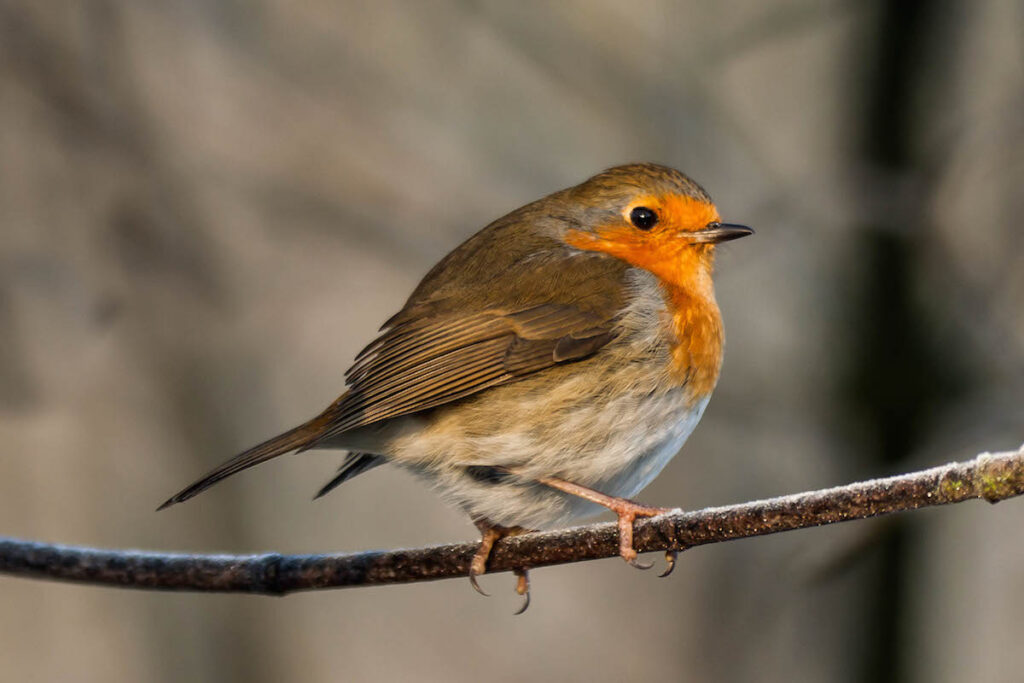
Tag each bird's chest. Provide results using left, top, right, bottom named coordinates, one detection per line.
left=612, top=267, right=724, bottom=400
left=662, top=281, right=725, bottom=400
left=502, top=270, right=720, bottom=481
left=570, top=270, right=721, bottom=493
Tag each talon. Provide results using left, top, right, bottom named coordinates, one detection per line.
left=620, top=543, right=654, bottom=570
left=513, top=569, right=531, bottom=615
left=514, top=591, right=531, bottom=615
left=469, top=571, right=489, bottom=597
left=659, top=549, right=678, bottom=578
left=627, top=555, right=654, bottom=570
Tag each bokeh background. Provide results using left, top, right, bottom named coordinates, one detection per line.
left=1, top=2, right=1023, bottom=681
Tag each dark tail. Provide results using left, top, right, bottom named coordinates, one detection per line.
left=157, top=413, right=333, bottom=510
left=313, top=452, right=382, bottom=499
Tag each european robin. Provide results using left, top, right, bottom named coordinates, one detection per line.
left=159, top=163, right=752, bottom=610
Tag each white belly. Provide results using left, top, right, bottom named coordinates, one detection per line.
left=592, top=393, right=709, bottom=500
left=383, top=383, right=709, bottom=530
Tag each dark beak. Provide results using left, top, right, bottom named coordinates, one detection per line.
left=688, top=223, right=754, bottom=244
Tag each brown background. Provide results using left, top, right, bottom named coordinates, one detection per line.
left=1, top=2, right=1022, bottom=682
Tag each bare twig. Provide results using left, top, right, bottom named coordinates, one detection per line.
left=1, top=444, right=1022, bottom=595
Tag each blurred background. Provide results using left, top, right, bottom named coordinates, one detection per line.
left=1, top=1, right=1022, bottom=681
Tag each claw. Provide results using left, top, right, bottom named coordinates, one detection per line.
left=514, top=591, right=531, bottom=615
left=469, top=571, right=489, bottom=597
left=626, top=555, right=655, bottom=570
left=658, top=550, right=678, bottom=578
left=513, top=569, right=531, bottom=615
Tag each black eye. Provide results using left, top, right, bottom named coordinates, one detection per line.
left=629, top=206, right=658, bottom=230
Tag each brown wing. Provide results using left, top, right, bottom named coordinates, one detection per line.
left=306, top=242, right=630, bottom=445
left=159, top=227, right=630, bottom=509
left=309, top=303, right=616, bottom=443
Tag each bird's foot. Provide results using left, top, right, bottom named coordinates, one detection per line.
left=532, top=475, right=679, bottom=576
left=469, top=520, right=533, bottom=613
left=606, top=498, right=675, bottom=572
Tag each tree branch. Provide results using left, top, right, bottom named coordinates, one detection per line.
left=2, top=444, right=1022, bottom=595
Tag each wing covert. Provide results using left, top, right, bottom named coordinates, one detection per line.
left=307, top=241, right=631, bottom=443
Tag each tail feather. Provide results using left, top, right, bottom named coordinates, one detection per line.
left=157, top=413, right=332, bottom=510
left=313, top=452, right=382, bottom=499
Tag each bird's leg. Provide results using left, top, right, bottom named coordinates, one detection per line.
left=533, top=475, right=678, bottom=575
left=469, top=519, right=532, bottom=612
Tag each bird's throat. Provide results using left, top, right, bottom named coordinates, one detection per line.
left=564, top=229, right=724, bottom=401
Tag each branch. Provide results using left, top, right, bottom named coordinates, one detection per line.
left=2, top=444, right=1022, bottom=595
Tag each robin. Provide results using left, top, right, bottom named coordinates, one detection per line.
left=159, top=163, right=752, bottom=611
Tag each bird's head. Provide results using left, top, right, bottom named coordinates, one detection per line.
left=559, top=163, right=752, bottom=294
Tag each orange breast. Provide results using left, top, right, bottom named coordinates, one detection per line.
left=564, top=193, right=724, bottom=402
left=664, top=286, right=723, bottom=401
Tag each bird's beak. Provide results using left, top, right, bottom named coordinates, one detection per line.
left=686, top=223, right=754, bottom=244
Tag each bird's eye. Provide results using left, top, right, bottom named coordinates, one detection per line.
left=629, top=206, right=658, bottom=230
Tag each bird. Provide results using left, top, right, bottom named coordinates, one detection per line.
left=158, top=162, right=752, bottom=611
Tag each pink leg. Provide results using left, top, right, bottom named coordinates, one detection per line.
left=534, top=475, right=678, bottom=576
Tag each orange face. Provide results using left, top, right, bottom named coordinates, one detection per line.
left=565, top=192, right=723, bottom=298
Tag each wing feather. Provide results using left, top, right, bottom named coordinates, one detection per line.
left=309, top=307, right=620, bottom=443
left=303, top=246, right=632, bottom=447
